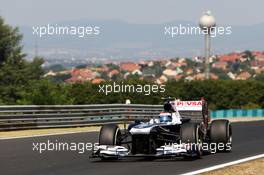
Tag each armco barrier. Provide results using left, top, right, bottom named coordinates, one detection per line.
left=1, top=105, right=263, bottom=131
left=210, top=109, right=264, bottom=118
left=0, top=104, right=205, bottom=131
left=0, top=104, right=163, bottom=131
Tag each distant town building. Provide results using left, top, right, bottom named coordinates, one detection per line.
left=156, top=75, right=168, bottom=84
left=132, top=69, right=143, bottom=75
left=236, top=71, right=251, bottom=80
left=120, top=62, right=140, bottom=72
left=65, top=68, right=96, bottom=83
left=108, top=69, right=119, bottom=78
left=163, top=69, right=178, bottom=77
left=44, top=70, right=56, bottom=77
left=227, top=72, right=236, bottom=80
left=91, top=78, right=105, bottom=84
left=212, top=61, right=228, bottom=70
left=185, top=68, right=194, bottom=75
left=218, top=53, right=241, bottom=62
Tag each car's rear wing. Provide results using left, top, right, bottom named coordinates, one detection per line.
left=170, top=101, right=203, bottom=111
left=164, top=99, right=210, bottom=125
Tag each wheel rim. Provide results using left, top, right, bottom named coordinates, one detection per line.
left=114, top=128, right=121, bottom=145
left=196, top=126, right=203, bottom=156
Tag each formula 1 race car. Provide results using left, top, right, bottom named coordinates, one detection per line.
left=91, top=98, right=232, bottom=160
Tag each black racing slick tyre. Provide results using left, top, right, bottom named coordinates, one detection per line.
left=99, top=124, right=121, bottom=146
left=180, top=123, right=203, bottom=158
left=210, top=119, right=232, bottom=152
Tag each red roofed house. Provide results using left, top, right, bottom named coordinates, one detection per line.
left=120, top=62, right=140, bottom=72
left=91, top=78, right=105, bottom=84
left=256, top=56, right=264, bottom=61
left=156, top=75, right=168, bottom=84
left=254, top=67, right=264, bottom=74
left=252, top=51, right=264, bottom=58
left=108, top=69, right=119, bottom=78
left=212, top=61, right=228, bottom=70
left=174, top=74, right=184, bottom=81
left=251, top=60, right=264, bottom=68
left=193, top=73, right=218, bottom=80
left=218, top=53, right=241, bottom=62
left=93, top=66, right=109, bottom=73
left=193, top=73, right=205, bottom=80
left=65, top=68, right=96, bottom=83
left=236, top=71, right=251, bottom=80
left=210, top=73, right=219, bottom=80
left=185, top=68, right=194, bottom=75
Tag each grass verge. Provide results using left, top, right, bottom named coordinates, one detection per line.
left=0, top=124, right=127, bottom=139
left=202, top=158, right=264, bottom=175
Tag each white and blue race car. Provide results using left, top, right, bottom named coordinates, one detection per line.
left=92, top=98, right=232, bottom=160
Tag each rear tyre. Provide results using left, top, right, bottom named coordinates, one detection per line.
left=180, top=123, right=203, bottom=158
left=210, top=119, right=232, bottom=152
left=99, top=124, right=121, bottom=146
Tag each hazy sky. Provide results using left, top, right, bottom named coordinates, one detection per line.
left=0, top=0, right=263, bottom=26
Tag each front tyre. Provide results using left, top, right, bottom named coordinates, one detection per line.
left=180, top=123, right=203, bottom=158
left=99, top=124, right=121, bottom=146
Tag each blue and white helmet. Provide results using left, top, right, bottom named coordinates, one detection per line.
left=159, top=112, right=172, bottom=123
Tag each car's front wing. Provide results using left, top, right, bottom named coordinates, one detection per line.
left=90, top=144, right=198, bottom=159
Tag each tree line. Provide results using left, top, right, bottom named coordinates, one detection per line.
left=2, top=79, right=263, bottom=110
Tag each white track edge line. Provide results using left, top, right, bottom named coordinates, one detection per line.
left=182, top=153, right=264, bottom=175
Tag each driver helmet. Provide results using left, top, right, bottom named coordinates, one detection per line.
left=159, top=112, right=172, bottom=123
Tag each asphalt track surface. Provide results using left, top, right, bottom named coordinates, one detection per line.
left=1, top=121, right=264, bottom=175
